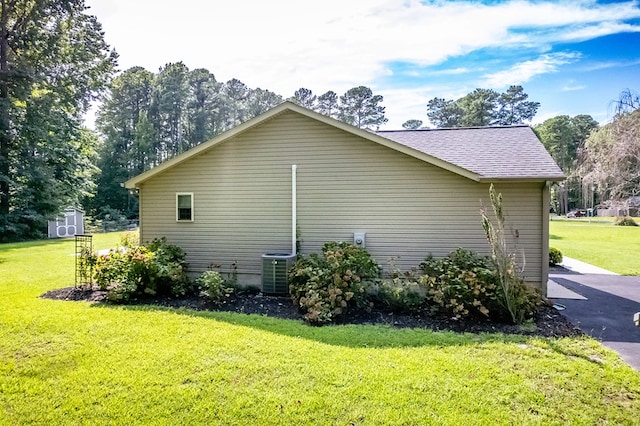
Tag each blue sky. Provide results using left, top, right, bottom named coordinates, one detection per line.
left=86, top=0, right=640, bottom=128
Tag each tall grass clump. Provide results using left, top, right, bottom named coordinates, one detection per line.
left=481, top=184, right=541, bottom=324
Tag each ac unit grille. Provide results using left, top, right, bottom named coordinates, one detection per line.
left=261, top=253, right=296, bottom=294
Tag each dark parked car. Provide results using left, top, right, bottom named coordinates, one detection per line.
left=567, top=210, right=587, bottom=218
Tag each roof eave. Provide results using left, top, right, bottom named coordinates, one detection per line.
left=477, top=175, right=566, bottom=183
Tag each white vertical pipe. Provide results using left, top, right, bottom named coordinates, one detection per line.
left=292, top=165, right=297, bottom=255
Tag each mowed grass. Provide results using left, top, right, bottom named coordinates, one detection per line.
left=550, top=218, right=640, bottom=275
left=1, top=233, right=639, bottom=425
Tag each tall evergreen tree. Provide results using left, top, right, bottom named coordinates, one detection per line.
left=338, top=86, right=388, bottom=130
left=426, top=87, right=540, bottom=128
left=495, top=85, right=540, bottom=125
left=316, top=90, right=339, bottom=118
left=402, top=119, right=423, bottom=130
left=185, top=68, right=220, bottom=147
left=152, top=62, right=190, bottom=158
left=246, top=88, right=282, bottom=118
left=93, top=67, right=154, bottom=218
left=291, top=87, right=316, bottom=109
left=426, top=97, right=464, bottom=128
left=458, top=88, right=499, bottom=127
left=221, top=78, right=249, bottom=129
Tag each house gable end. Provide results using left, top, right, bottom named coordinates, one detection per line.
left=125, top=102, right=481, bottom=189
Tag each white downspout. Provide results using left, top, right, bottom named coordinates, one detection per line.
left=292, top=165, right=297, bottom=255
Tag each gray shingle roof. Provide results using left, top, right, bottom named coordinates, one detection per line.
left=376, top=125, right=565, bottom=180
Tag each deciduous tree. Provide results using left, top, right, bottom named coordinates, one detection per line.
left=535, top=115, right=599, bottom=213
left=579, top=110, right=640, bottom=201
left=614, top=88, right=640, bottom=115
left=0, top=0, right=116, bottom=241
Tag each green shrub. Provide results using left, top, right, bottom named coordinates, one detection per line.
left=419, top=248, right=498, bottom=319
left=146, top=237, right=191, bottom=297
left=208, top=261, right=238, bottom=287
left=615, top=216, right=638, bottom=226
left=549, top=247, right=563, bottom=266
left=119, top=230, right=140, bottom=248
left=372, top=278, right=426, bottom=313
left=197, top=270, right=234, bottom=303
left=289, top=242, right=380, bottom=324
left=94, top=238, right=191, bottom=302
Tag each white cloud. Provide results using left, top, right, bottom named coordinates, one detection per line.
left=562, top=84, right=586, bottom=92
left=481, top=52, right=582, bottom=87
left=85, top=0, right=640, bottom=128
left=87, top=0, right=640, bottom=94
left=580, top=58, right=640, bottom=72
left=428, top=67, right=474, bottom=76
left=556, top=22, right=640, bottom=42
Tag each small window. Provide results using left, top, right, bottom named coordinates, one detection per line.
left=176, top=193, right=194, bottom=222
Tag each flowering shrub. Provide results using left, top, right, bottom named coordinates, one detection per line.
left=94, top=246, right=156, bottom=302
left=288, top=242, right=380, bottom=324
left=419, top=248, right=499, bottom=320
left=419, top=247, right=541, bottom=323
left=93, top=237, right=190, bottom=302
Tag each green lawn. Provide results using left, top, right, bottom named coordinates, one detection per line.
left=550, top=218, right=640, bottom=275
left=1, top=233, right=639, bottom=424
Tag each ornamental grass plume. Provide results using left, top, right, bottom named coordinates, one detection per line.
left=481, top=184, right=540, bottom=324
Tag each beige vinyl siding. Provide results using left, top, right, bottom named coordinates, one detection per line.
left=139, top=111, right=545, bottom=288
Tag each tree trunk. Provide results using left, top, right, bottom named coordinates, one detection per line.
left=0, top=0, right=12, bottom=219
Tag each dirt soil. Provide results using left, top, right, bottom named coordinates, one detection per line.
left=41, top=285, right=581, bottom=338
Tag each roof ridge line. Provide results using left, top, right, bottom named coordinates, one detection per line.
left=377, top=124, right=530, bottom=133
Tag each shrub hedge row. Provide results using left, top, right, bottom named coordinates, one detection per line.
left=88, top=235, right=542, bottom=325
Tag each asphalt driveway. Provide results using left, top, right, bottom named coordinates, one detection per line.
left=549, top=270, right=640, bottom=371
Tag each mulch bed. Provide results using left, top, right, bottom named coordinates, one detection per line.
left=41, top=285, right=582, bottom=338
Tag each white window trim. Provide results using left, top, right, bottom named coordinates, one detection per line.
left=176, top=192, right=194, bottom=222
